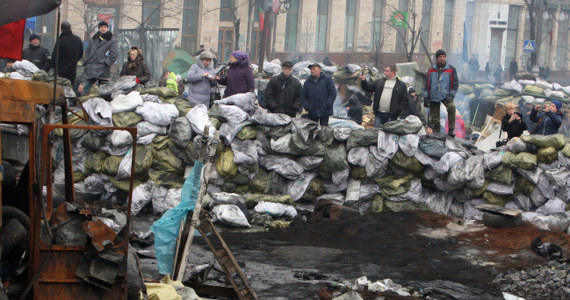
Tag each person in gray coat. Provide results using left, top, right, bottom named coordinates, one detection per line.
left=82, top=21, right=118, bottom=94
left=186, top=51, right=216, bottom=107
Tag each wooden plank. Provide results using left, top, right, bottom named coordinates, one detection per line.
left=475, top=204, right=522, bottom=217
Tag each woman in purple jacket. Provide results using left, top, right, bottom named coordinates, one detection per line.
left=216, top=51, right=255, bottom=98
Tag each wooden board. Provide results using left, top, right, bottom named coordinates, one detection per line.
left=475, top=204, right=522, bottom=218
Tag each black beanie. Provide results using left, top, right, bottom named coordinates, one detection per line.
left=435, top=49, right=446, bottom=58
left=98, top=21, right=109, bottom=28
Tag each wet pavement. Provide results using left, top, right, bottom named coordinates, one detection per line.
left=134, top=209, right=570, bottom=299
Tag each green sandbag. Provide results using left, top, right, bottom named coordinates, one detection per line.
left=84, top=150, right=108, bottom=174
left=109, top=177, right=144, bottom=192
left=485, top=165, right=512, bottom=185
left=390, top=151, right=424, bottom=174
left=216, top=147, right=238, bottom=178
left=501, top=151, right=516, bottom=167
left=250, top=167, right=269, bottom=193
left=458, top=84, right=474, bottom=94
left=82, top=131, right=106, bottom=151
left=210, top=118, right=221, bottom=130
left=174, top=100, right=194, bottom=116
left=479, top=88, right=493, bottom=98
left=134, top=145, right=153, bottom=178
left=141, top=87, right=178, bottom=98
left=482, top=191, right=509, bottom=207
left=469, top=181, right=490, bottom=197
left=102, top=155, right=123, bottom=176
left=234, top=185, right=252, bottom=194
left=73, top=171, right=87, bottom=183
left=346, top=128, right=380, bottom=150
left=148, top=170, right=184, bottom=188
left=514, top=176, right=535, bottom=196
left=319, top=143, right=348, bottom=173
left=383, top=200, right=430, bottom=212
left=475, top=83, right=495, bottom=90
left=245, top=194, right=296, bottom=208
left=151, top=135, right=170, bottom=151
left=263, top=171, right=288, bottom=195
left=351, top=166, right=367, bottom=179
left=380, top=120, right=422, bottom=135
left=375, top=173, right=414, bottom=196
left=562, top=143, right=570, bottom=157
left=513, top=152, right=537, bottom=170
left=226, top=172, right=252, bottom=185
left=236, top=125, right=257, bottom=140
left=523, top=85, right=544, bottom=95
left=301, top=177, right=324, bottom=201
left=290, top=133, right=326, bottom=156
left=520, top=134, right=565, bottom=149
left=369, top=194, right=384, bottom=213
left=151, top=147, right=183, bottom=172
left=317, top=127, right=335, bottom=146
left=537, top=147, right=558, bottom=164
left=112, top=112, right=143, bottom=127
left=494, top=89, right=512, bottom=97
left=256, top=124, right=292, bottom=140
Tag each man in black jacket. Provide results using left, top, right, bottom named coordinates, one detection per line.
left=22, top=33, right=51, bottom=72
left=265, top=61, right=302, bottom=117
left=359, top=65, right=408, bottom=127
left=52, top=21, right=84, bottom=85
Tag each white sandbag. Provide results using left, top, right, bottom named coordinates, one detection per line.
left=258, top=155, right=304, bottom=180
left=414, top=149, right=438, bottom=170
left=116, top=147, right=133, bottom=180
left=534, top=79, right=553, bottom=90
left=263, top=62, right=282, bottom=75
left=552, top=82, right=562, bottom=91
left=501, top=80, right=523, bottom=93
left=141, top=93, right=163, bottom=103
left=254, top=201, right=297, bottom=219
left=323, top=178, right=348, bottom=194
left=135, top=101, right=179, bottom=127
left=512, top=193, right=534, bottom=211
left=536, top=175, right=555, bottom=199
left=186, top=104, right=216, bottom=139
left=218, top=104, right=248, bottom=124
left=8, top=72, right=29, bottom=80
left=270, top=58, right=281, bottom=65
left=423, top=167, right=439, bottom=180
left=535, top=198, right=566, bottom=216
left=483, top=152, right=504, bottom=169
left=209, top=192, right=244, bottom=206
left=131, top=180, right=154, bottom=216
left=83, top=173, right=108, bottom=194
left=561, top=85, right=570, bottom=95
left=249, top=107, right=292, bottom=126
left=333, top=127, right=352, bottom=142
left=398, top=134, right=420, bottom=157
left=544, top=89, right=553, bottom=97
left=110, top=90, right=144, bottom=113
left=518, top=79, right=535, bottom=86
left=13, top=59, right=39, bottom=76
left=108, top=130, right=134, bottom=148
left=270, top=134, right=298, bottom=155
left=169, top=117, right=193, bottom=147
left=151, top=185, right=169, bottom=214
left=137, top=133, right=156, bottom=145
left=83, top=97, right=113, bottom=126
left=530, top=186, right=547, bottom=207
left=347, top=147, right=369, bottom=167
left=390, top=179, right=423, bottom=202
left=434, top=152, right=463, bottom=173
left=545, top=169, right=570, bottom=187
left=332, top=168, right=350, bottom=186
left=315, top=193, right=345, bottom=204
left=215, top=92, right=257, bottom=113
left=347, top=64, right=361, bottom=73
left=299, top=156, right=324, bottom=171
left=538, top=161, right=561, bottom=171
left=423, top=191, right=453, bottom=215
left=322, top=66, right=337, bottom=74
left=137, top=121, right=167, bottom=136
left=448, top=156, right=485, bottom=189
left=376, top=131, right=398, bottom=159
left=486, top=180, right=515, bottom=195
left=164, top=188, right=182, bottom=212
left=463, top=199, right=487, bottom=220
left=550, top=90, right=565, bottom=99
left=328, top=117, right=364, bottom=129
left=366, top=152, right=388, bottom=178
left=212, top=204, right=250, bottom=227
left=434, top=178, right=465, bottom=192
left=515, top=167, right=542, bottom=185
left=288, top=172, right=318, bottom=201
left=522, top=211, right=570, bottom=231
left=231, top=139, right=258, bottom=165
left=359, top=183, right=382, bottom=201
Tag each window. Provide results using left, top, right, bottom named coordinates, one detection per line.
left=27, top=11, right=56, bottom=51
left=372, top=0, right=383, bottom=50
left=344, top=0, right=358, bottom=51
left=220, top=0, right=235, bottom=22
left=420, top=0, right=431, bottom=47
left=505, top=5, right=520, bottom=65
left=395, top=0, right=408, bottom=52
left=250, top=28, right=261, bottom=62
left=143, top=0, right=160, bottom=27
left=443, top=0, right=454, bottom=51
left=556, top=10, right=570, bottom=69
left=285, top=0, right=299, bottom=51
left=315, top=0, right=329, bottom=51
left=218, top=28, right=234, bottom=63
left=182, top=0, right=200, bottom=55
left=254, top=0, right=261, bottom=23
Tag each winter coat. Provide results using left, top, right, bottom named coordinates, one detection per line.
left=530, top=109, right=563, bottom=135
left=22, top=44, right=51, bottom=72
left=166, top=72, right=179, bottom=94
left=424, top=62, right=458, bottom=103
left=52, top=30, right=83, bottom=85
left=82, top=31, right=118, bottom=80
left=218, top=58, right=254, bottom=97
left=120, top=54, right=150, bottom=85
left=264, top=73, right=302, bottom=117
left=501, top=113, right=527, bottom=140
left=361, top=77, right=408, bottom=120
left=301, top=73, right=337, bottom=118
left=186, top=59, right=215, bottom=106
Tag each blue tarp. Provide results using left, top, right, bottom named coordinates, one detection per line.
left=151, top=160, right=204, bottom=275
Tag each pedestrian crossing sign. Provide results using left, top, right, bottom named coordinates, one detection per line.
left=523, top=40, right=535, bottom=53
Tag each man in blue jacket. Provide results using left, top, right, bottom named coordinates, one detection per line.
left=302, top=63, right=337, bottom=126
left=424, top=49, right=459, bottom=137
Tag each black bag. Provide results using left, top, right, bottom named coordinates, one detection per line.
left=210, top=81, right=222, bottom=107
left=496, top=127, right=507, bottom=147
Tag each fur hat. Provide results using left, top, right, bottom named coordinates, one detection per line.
left=199, top=51, right=214, bottom=60
left=435, top=49, right=446, bottom=58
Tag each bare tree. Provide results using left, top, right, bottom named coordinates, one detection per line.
left=367, top=21, right=385, bottom=69
left=298, top=17, right=314, bottom=61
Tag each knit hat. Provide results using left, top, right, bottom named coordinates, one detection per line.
left=61, top=21, right=71, bottom=31
left=199, top=51, right=214, bottom=60
left=552, top=100, right=562, bottom=111
left=282, top=61, right=293, bottom=67
left=230, top=51, right=248, bottom=62
left=435, top=49, right=446, bottom=58
left=98, top=21, right=109, bottom=28
left=29, top=33, right=40, bottom=42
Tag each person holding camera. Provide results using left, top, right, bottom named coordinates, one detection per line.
left=423, top=49, right=459, bottom=137
left=530, top=100, right=563, bottom=135
left=187, top=50, right=216, bottom=107
left=501, top=102, right=527, bottom=141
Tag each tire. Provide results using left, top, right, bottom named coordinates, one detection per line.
left=1, top=218, right=28, bottom=259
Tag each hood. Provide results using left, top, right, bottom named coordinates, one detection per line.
left=168, top=72, right=177, bottom=81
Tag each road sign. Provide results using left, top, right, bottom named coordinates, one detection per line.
left=523, top=40, right=535, bottom=53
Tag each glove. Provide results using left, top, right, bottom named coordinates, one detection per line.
left=444, top=95, right=454, bottom=104
left=135, top=78, right=140, bottom=84
left=423, top=98, right=430, bottom=108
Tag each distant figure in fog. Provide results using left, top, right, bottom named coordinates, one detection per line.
left=485, top=61, right=491, bottom=80
left=509, top=58, right=518, bottom=80
left=467, top=55, right=479, bottom=81
left=494, top=65, right=502, bottom=83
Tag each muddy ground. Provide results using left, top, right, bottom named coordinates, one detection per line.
left=135, top=209, right=570, bottom=299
